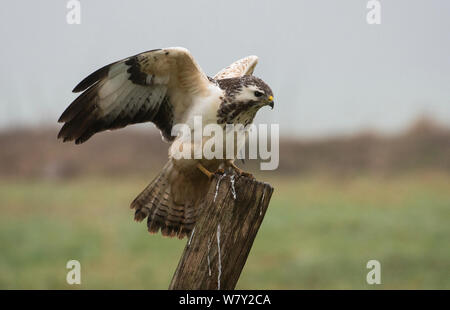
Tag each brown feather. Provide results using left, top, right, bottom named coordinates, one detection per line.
left=130, top=161, right=208, bottom=239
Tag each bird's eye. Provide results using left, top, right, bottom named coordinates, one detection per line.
left=254, top=91, right=264, bottom=97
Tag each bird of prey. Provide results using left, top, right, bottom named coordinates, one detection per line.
left=58, top=47, right=274, bottom=238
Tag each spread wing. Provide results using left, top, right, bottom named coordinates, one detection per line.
left=58, top=47, right=210, bottom=144
left=214, top=55, right=258, bottom=79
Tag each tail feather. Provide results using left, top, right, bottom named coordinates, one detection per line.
left=130, top=161, right=200, bottom=239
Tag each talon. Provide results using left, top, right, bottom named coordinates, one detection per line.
left=215, top=168, right=225, bottom=175
left=241, top=171, right=254, bottom=179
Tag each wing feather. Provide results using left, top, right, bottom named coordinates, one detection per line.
left=58, top=47, right=210, bottom=144
left=214, top=55, right=258, bottom=79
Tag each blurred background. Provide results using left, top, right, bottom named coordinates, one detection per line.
left=0, top=0, right=449, bottom=289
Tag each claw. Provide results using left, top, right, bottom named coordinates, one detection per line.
left=240, top=171, right=254, bottom=179
left=215, top=168, right=225, bottom=175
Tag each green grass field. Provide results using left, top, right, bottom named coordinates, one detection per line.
left=1, top=172, right=449, bottom=289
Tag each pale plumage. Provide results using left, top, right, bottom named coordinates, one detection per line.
left=214, top=55, right=258, bottom=79
left=58, top=47, right=274, bottom=238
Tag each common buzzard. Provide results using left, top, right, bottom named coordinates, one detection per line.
left=58, top=47, right=274, bottom=238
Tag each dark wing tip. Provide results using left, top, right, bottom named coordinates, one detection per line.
left=57, top=114, right=66, bottom=123
left=57, top=132, right=72, bottom=143
left=72, top=61, right=118, bottom=93
left=72, top=49, right=164, bottom=93
left=57, top=125, right=74, bottom=143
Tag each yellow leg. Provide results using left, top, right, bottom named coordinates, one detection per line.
left=196, top=163, right=214, bottom=180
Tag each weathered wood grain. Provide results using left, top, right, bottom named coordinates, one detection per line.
left=169, top=172, right=274, bottom=290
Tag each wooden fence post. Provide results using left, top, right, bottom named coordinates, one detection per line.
left=169, top=172, right=274, bottom=290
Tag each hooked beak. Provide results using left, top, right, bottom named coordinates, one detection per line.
left=267, top=95, right=274, bottom=109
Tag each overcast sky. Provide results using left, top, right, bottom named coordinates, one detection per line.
left=0, top=0, right=449, bottom=137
